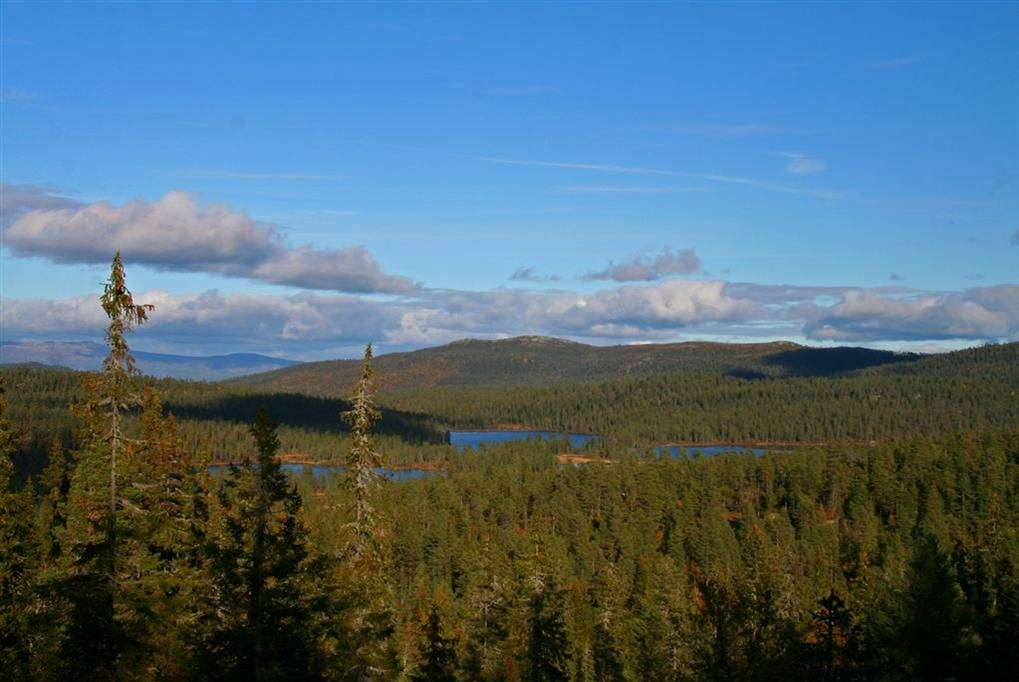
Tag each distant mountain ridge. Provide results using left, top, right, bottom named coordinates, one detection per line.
left=0, top=341, right=298, bottom=381
left=231, top=335, right=920, bottom=396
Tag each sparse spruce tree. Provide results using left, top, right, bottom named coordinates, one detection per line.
left=342, top=343, right=384, bottom=561
left=99, top=251, right=154, bottom=525
left=50, top=252, right=154, bottom=678
left=331, top=343, right=399, bottom=680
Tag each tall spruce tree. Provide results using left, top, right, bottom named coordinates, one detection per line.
left=99, top=251, right=153, bottom=525
left=331, top=343, right=399, bottom=680
left=52, top=252, right=153, bottom=678
left=342, top=343, right=384, bottom=561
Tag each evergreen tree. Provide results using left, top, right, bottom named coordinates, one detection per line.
left=409, top=603, right=458, bottom=682
left=331, top=344, right=399, bottom=680
left=98, top=251, right=153, bottom=526
left=198, top=409, right=324, bottom=679
left=0, top=379, right=36, bottom=680
left=880, top=535, right=975, bottom=680
left=34, top=437, right=72, bottom=562
left=524, top=572, right=572, bottom=682
left=51, top=253, right=154, bottom=678
left=123, top=388, right=209, bottom=677
left=342, top=343, right=384, bottom=561
left=809, top=589, right=855, bottom=681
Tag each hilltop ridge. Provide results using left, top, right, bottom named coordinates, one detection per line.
left=229, top=335, right=916, bottom=396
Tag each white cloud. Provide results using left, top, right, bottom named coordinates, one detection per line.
left=3, top=186, right=416, bottom=294
left=803, top=286, right=1019, bottom=342
left=583, top=248, right=702, bottom=282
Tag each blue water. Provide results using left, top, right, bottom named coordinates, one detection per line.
left=658, top=444, right=770, bottom=458
left=449, top=430, right=597, bottom=451
left=209, top=463, right=432, bottom=481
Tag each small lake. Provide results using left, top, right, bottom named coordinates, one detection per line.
left=449, top=430, right=598, bottom=451
left=658, top=444, right=771, bottom=458
left=209, top=463, right=433, bottom=481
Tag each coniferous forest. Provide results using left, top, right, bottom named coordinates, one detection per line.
left=2, top=256, right=1017, bottom=681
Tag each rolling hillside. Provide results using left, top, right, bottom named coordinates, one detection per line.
left=0, top=341, right=298, bottom=380
left=231, top=335, right=918, bottom=396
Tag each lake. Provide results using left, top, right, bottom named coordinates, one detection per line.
left=209, top=435, right=774, bottom=479
left=658, top=444, right=771, bottom=458
left=449, top=429, right=598, bottom=451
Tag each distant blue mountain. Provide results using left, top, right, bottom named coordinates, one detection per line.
left=0, top=341, right=299, bottom=381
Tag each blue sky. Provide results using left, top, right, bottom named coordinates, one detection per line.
left=2, top=2, right=1017, bottom=358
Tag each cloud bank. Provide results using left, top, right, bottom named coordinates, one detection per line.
left=8, top=279, right=1016, bottom=356
left=2, top=279, right=758, bottom=348
left=2, top=185, right=415, bottom=294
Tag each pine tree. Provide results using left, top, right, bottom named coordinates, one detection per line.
left=198, top=409, right=324, bottom=680
left=524, top=571, right=572, bottom=682
left=52, top=252, right=153, bottom=678
left=330, top=344, right=399, bottom=680
left=99, top=251, right=153, bottom=527
left=410, top=603, right=458, bottom=682
left=889, top=535, right=975, bottom=680
left=809, top=589, right=855, bottom=681
left=342, top=343, right=384, bottom=561
left=122, top=388, right=209, bottom=678
left=34, top=437, right=72, bottom=562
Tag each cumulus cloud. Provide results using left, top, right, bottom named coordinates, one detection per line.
left=772, top=151, right=826, bottom=175
left=803, top=286, right=1019, bottom=342
left=2, top=186, right=416, bottom=294
left=509, top=266, right=560, bottom=283
left=583, top=248, right=701, bottom=282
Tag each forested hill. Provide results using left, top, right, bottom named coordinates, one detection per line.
left=230, top=335, right=919, bottom=395
left=380, top=341, right=1019, bottom=444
